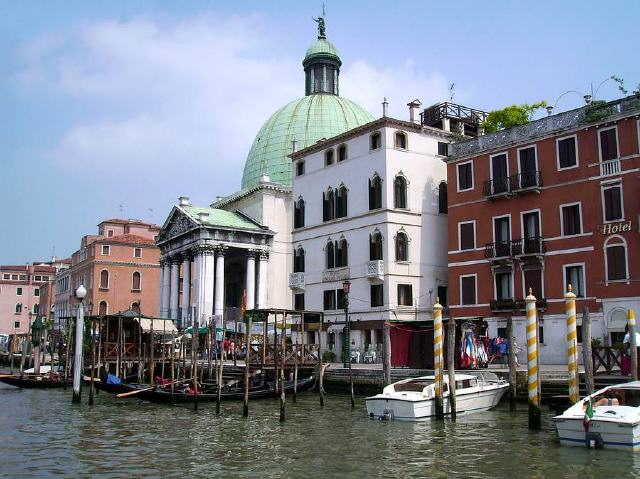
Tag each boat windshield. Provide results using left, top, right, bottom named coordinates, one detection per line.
left=394, top=380, right=434, bottom=392
left=608, top=388, right=640, bottom=407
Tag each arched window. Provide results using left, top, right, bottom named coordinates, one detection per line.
left=605, top=236, right=628, bottom=281
left=131, top=302, right=140, bottom=314
left=294, top=198, right=305, bottom=228
left=99, top=269, right=109, bottom=289
left=336, top=185, right=348, bottom=218
left=98, top=301, right=108, bottom=316
left=438, top=181, right=448, bottom=214
left=326, top=241, right=335, bottom=269
left=370, top=232, right=383, bottom=260
left=368, top=175, right=382, bottom=210
left=323, top=189, right=335, bottom=222
left=296, top=160, right=305, bottom=177
left=370, top=132, right=381, bottom=150
left=325, top=149, right=334, bottom=166
left=336, top=238, right=348, bottom=267
left=395, top=131, right=407, bottom=149
left=394, top=175, right=408, bottom=208
left=132, top=271, right=141, bottom=291
left=294, top=247, right=306, bottom=273
left=396, top=231, right=409, bottom=262
left=337, top=144, right=347, bottom=162
left=15, top=303, right=22, bottom=314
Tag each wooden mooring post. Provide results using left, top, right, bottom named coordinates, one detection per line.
left=525, top=289, right=541, bottom=430
left=382, top=322, right=391, bottom=386
left=243, top=315, right=252, bottom=417
left=507, top=317, right=517, bottom=411
left=582, top=308, right=594, bottom=396
left=216, top=317, right=225, bottom=415
left=88, top=318, right=96, bottom=406
left=446, top=316, right=457, bottom=420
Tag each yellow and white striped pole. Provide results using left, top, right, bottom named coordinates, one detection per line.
left=565, top=284, right=579, bottom=404
left=433, top=298, right=444, bottom=419
left=629, top=309, right=637, bottom=381
left=525, top=288, right=541, bottom=430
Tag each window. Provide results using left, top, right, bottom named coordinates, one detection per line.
left=18, top=274, right=26, bottom=281
left=564, top=265, right=585, bottom=298
left=294, top=247, right=305, bottom=273
left=337, top=144, right=347, bottom=162
left=294, top=293, right=305, bottom=311
left=490, top=153, right=509, bottom=195
left=602, top=184, right=623, bottom=222
left=102, top=245, right=110, bottom=256
left=370, top=232, right=383, bottom=260
left=370, top=132, right=381, bottom=150
left=394, top=176, right=407, bottom=208
left=322, top=190, right=335, bottom=222
left=395, top=131, right=407, bottom=149
left=599, top=127, right=618, bottom=161
left=107, top=230, right=114, bottom=238
left=325, top=149, right=334, bottom=166
left=294, top=198, right=305, bottom=228
left=371, top=284, right=383, bottom=307
left=15, top=303, right=22, bottom=314
left=576, top=325, right=583, bottom=344
left=335, top=186, right=348, bottom=218
left=457, top=162, right=473, bottom=191
left=437, top=286, right=448, bottom=307
left=397, top=284, right=413, bottom=306
left=296, top=160, right=305, bottom=177
left=495, top=272, right=512, bottom=300
left=16, top=287, right=22, bottom=296
left=132, top=271, right=141, bottom=291
left=33, top=304, right=39, bottom=314
left=493, top=216, right=511, bottom=256
left=438, top=142, right=449, bottom=157
left=34, top=275, right=42, bottom=281
left=98, top=301, right=108, bottom=316
left=323, top=290, right=336, bottom=310
left=336, top=289, right=345, bottom=310
left=561, top=204, right=582, bottom=236
left=523, top=269, right=543, bottom=299
left=518, top=146, right=538, bottom=188
left=368, top=175, right=382, bottom=210
left=459, top=222, right=475, bottom=250
left=34, top=288, right=40, bottom=297
left=395, top=232, right=409, bottom=262
left=134, top=248, right=142, bottom=258
left=326, top=241, right=335, bottom=269
left=557, top=136, right=577, bottom=169
left=335, top=239, right=348, bottom=267
left=605, top=238, right=628, bottom=281
left=99, top=269, right=109, bottom=289
left=460, top=275, right=476, bottom=305
left=42, top=276, right=48, bottom=281
left=2, top=274, right=9, bottom=280
left=438, top=182, right=447, bottom=214
left=131, top=302, right=140, bottom=314
left=539, top=322, right=545, bottom=344
left=11, top=274, right=18, bottom=280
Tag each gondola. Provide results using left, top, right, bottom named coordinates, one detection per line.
left=0, top=374, right=72, bottom=389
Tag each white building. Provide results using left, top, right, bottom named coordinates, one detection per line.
left=290, top=113, right=453, bottom=358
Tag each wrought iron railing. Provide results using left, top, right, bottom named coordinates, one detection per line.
left=511, top=171, right=542, bottom=191
left=483, top=176, right=511, bottom=197
left=484, top=241, right=512, bottom=259
left=511, top=236, right=546, bottom=256
left=490, top=299, right=516, bottom=311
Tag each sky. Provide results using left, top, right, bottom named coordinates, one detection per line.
left=1, top=0, right=638, bottom=264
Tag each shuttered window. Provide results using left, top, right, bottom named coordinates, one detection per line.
left=397, top=284, right=413, bottom=306
left=558, top=137, right=577, bottom=169
left=461, top=276, right=476, bottom=305
left=524, top=269, right=543, bottom=299
left=323, top=290, right=336, bottom=310
left=606, top=245, right=627, bottom=281
left=561, top=204, right=581, bottom=235
left=599, top=128, right=618, bottom=161
left=459, top=222, right=475, bottom=250
left=457, top=162, right=473, bottom=190
left=603, top=185, right=623, bottom=221
left=371, top=284, right=383, bottom=307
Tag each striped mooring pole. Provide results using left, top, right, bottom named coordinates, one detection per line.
left=433, top=298, right=444, bottom=420
left=565, top=285, right=579, bottom=404
left=629, top=309, right=638, bottom=381
left=525, top=289, right=541, bottom=430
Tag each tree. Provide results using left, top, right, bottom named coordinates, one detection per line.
left=481, top=101, right=547, bottom=133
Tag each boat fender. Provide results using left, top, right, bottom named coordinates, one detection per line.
left=585, top=432, right=604, bottom=449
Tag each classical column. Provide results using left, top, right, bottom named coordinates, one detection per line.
left=214, top=246, right=227, bottom=320
left=158, top=259, right=165, bottom=316
left=190, top=246, right=201, bottom=323
left=200, top=246, right=216, bottom=327
left=181, top=253, right=192, bottom=327
left=169, top=257, right=181, bottom=320
left=161, top=259, right=171, bottom=318
left=257, top=251, right=268, bottom=308
left=246, top=251, right=256, bottom=311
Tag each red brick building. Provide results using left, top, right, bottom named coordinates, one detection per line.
left=58, top=219, right=161, bottom=320
left=447, top=95, right=640, bottom=364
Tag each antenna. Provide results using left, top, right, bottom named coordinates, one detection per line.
left=449, top=83, right=456, bottom=102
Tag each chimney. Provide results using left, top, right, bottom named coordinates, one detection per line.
left=407, top=99, right=422, bottom=124
left=198, top=211, right=209, bottom=223
left=291, top=138, right=297, bottom=153
left=260, top=174, right=271, bottom=183
left=178, top=196, right=190, bottom=206
left=382, top=97, right=389, bottom=117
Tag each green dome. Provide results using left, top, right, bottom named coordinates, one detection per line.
left=304, top=38, right=340, bottom=63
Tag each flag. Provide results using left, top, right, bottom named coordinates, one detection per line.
left=583, top=398, right=594, bottom=431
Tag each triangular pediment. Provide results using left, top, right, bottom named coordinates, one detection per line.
left=157, top=207, right=197, bottom=243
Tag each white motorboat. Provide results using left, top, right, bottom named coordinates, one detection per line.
left=366, top=372, right=509, bottom=420
left=553, top=381, right=640, bottom=451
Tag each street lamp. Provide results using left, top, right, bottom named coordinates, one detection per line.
left=342, top=280, right=355, bottom=408
left=31, top=315, right=43, bottom=374
left=72, top=285, right=86, bottom=404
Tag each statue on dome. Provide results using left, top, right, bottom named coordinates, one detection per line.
left=313, top=12, right=326, bottom=39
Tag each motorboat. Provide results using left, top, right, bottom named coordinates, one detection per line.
left=366, top=372, right=509, bottom=420
left=553, top=381, right=640, bottom=451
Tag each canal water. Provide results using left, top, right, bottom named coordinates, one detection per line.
left=1, top=385, right=638, bottom=478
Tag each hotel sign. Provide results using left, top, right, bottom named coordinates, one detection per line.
left=600, top=220, right=632, bottom=235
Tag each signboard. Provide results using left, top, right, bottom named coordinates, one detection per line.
left=600, top=220, right=632, bottom=235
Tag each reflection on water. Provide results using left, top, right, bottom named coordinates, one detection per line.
left=1, top=384, right=639, bottom=478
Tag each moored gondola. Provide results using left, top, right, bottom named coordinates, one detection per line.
left=0, top=374, right=72, bottom=389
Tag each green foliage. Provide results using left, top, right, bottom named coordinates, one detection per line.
left=322, top=350, right=336, bottom=363
left=591, top=337, right=602, bottom=349
left=481, top=101, right=548, bottom=133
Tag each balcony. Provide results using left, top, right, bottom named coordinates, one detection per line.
left=490, top=299, right=516, bottom=312
left=366, top=260, right=384, bottom=281
left=600, top=158, right=621, bottom=177
left=483, top=176, right=511, bottom=199
left=288, top=272, right=305, bottom=290
left=515, top=298, right=547, bottom=312
left=512, top=236, right=546, bottom=257
left=322, top=267, right=350, bottom=283
left=484, top=241, right=513, bottom=259
left=510, top=171, right=542, bottom=193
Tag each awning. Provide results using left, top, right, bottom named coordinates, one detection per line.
left=135, top=317, right=178, bottom=334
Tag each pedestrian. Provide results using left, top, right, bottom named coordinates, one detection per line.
left=511, top=336, right=522, bottom=367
